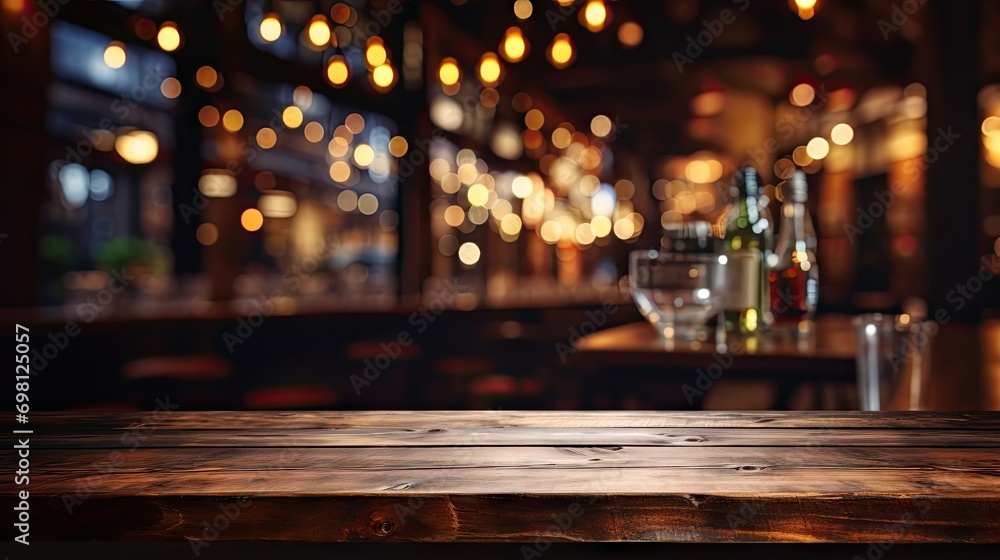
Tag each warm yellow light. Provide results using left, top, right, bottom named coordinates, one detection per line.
left=115, top=130, right=158, bottom=164
left=591, top=215, right=612, bottom=237
left=685, top=160, right=712, bottom=183
left=500, top=27, right=527, bottom=63
left=467, top=183, right=489, bottom=206
left=196, top=66, right=218, bottom=89
left=583, top=0, right=607, bottom=32
left=256, top=127, right=277, bottom=149
left=260, top=13, right=282, bottom=42
left=575, top=222, right=596, bottom=245
left=458, top=242, right=481, bottom=265
left=525, top=109, right=544, bottom=131
left=501, top=213, right=522, bottom=235
left=329, top=161, right=351, bottom=182
left=306, top=15, right=330, bottom=47
left=540, top=220, right=562, bottom=244
left=548, top=33, right=574, bottom=68
left=281, top=106, right=304, bottom=129
left=304, top=122, right=324, bottom=143
left=366, top=41, right=387, bottom=67
left=477, top=52, right=502, bottom=86
left=512, top=175, right=533, bottom=198
left=371, top=63, right=395, bottom=89
left=982, top=116, right=1000, bottom=137
left=792, top=146, right=813, bottom=167
left=613, top=218, right=635, bottom=240
left=590, top=115, right=612, bottom=137
left=806, top=137, right=830, bottom=159
left=104, top=42, right=126, bottom=69
left=353, top=144, right=375, bottom=167
left=358, top=193, right=378, bottom=215
left=618, top=22, right=643, bottom=47
left=831, top=123, right=854, bottom=145
left=513, top=0, right=532, bottom=19
left=160, top=77, right=181, bottom=99
left=326, top=55, right=350, bottom=87
left=241, top=208, right=264, bottom=232
left=444, top=205, right=465, bottom=227
left=790, top=83, right=815, bottom=107
left=388, top=136, right=408, bottom=157
left=794, top=0, right=818, bottom=9
left=551, top=128, right=572, bottom=149
left=157, top=23, right=180, bottom=52
left=439, top=58, right=461, bottom=86
left=222, top=109, right=244, bottom=132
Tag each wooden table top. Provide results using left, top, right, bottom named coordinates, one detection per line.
left=16, top=410, right=1000, bottom=543
left=570, top=316, right=856, bottom=375
left=571, top=317, right=1000, bottom=410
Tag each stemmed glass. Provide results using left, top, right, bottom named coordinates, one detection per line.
left=629, top=249, right=727, bottom=342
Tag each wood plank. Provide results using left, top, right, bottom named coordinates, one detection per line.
left=20, top=494, right=1000, bottom=543
left=26, top=427, right=1000, bottom=449
left=26, top=446, right=1000, bottom=496
left=24, top=410, right=1000, bottom=431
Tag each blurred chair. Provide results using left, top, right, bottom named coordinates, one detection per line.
left=121, top=355, right=235, bottom=409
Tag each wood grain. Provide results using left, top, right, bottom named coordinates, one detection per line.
left=7, top=411, right=999, bottom=543
left=24, top=410, right=1000, bottom=429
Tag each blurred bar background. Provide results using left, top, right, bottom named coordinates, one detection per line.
left=2, top=0, right=999, bottom=411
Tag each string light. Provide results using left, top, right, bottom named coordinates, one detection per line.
left=325, top=55, right=350, bottom=87
left=500, top=27, right=528, bottom=62
left=582, top=0, right=608, bottom=32
left=547, top=33, right=575, bottom=68
left=260, top=13, right=282, bottom=42
left=306, top=15, right=330, bottom=47
left=477, top=52, right=502, bottom=87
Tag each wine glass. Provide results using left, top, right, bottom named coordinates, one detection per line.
left=629, top=249, right=727, bottom=341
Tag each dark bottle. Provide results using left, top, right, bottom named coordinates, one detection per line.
left=722, top=168, right=769, bottom=334
left=768, top=169, right=818, bottom=324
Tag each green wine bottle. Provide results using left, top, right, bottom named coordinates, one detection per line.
left=722, top=167, right=769, bottom=334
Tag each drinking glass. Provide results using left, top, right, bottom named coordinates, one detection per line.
left=629, top=250, right=726, bottom=341
left=852, top=314, right=934, bottom=411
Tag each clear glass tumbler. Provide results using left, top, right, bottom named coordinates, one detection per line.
left=852, top=313, right=935, bottom=411
left=629, top=250, right=726, bottom=341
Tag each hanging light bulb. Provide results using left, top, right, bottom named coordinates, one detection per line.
left=477, top=52, right=503, bottom=87
left=325, top=55, right=350, bottom=87
left=793, top=0, right=818, bottom=20
left=499, top=27, right=528, bottom=63
left=438, top=57, right=461, bottom=86
left=306, top=15, right=330, bottom=47
left=547, top=33, right=575, bottom=69
left=260, top=12, right=282, bottom=42
left=581, top=0, right=608, bottom=32
left=365, top=36, right=387, bottom=67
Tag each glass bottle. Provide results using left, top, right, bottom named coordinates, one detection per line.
left=768, top=169, right=818, bottom=325
left=722, top=167, right=769, bottom=334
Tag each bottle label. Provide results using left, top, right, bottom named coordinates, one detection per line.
left=723, top=250, right=761, bottom=310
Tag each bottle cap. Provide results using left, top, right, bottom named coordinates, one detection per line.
left=787, top=169, right=808, bottom=202
left=733, top=167, right=761, bottom=198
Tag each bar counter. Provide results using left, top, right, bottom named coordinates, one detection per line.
left=13, top=410, right=1000, bottom=544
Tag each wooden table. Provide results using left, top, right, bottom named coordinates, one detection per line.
left=15, top=410, right=1000, bottom=545
left=568, top=316, right=1000, bottom=410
